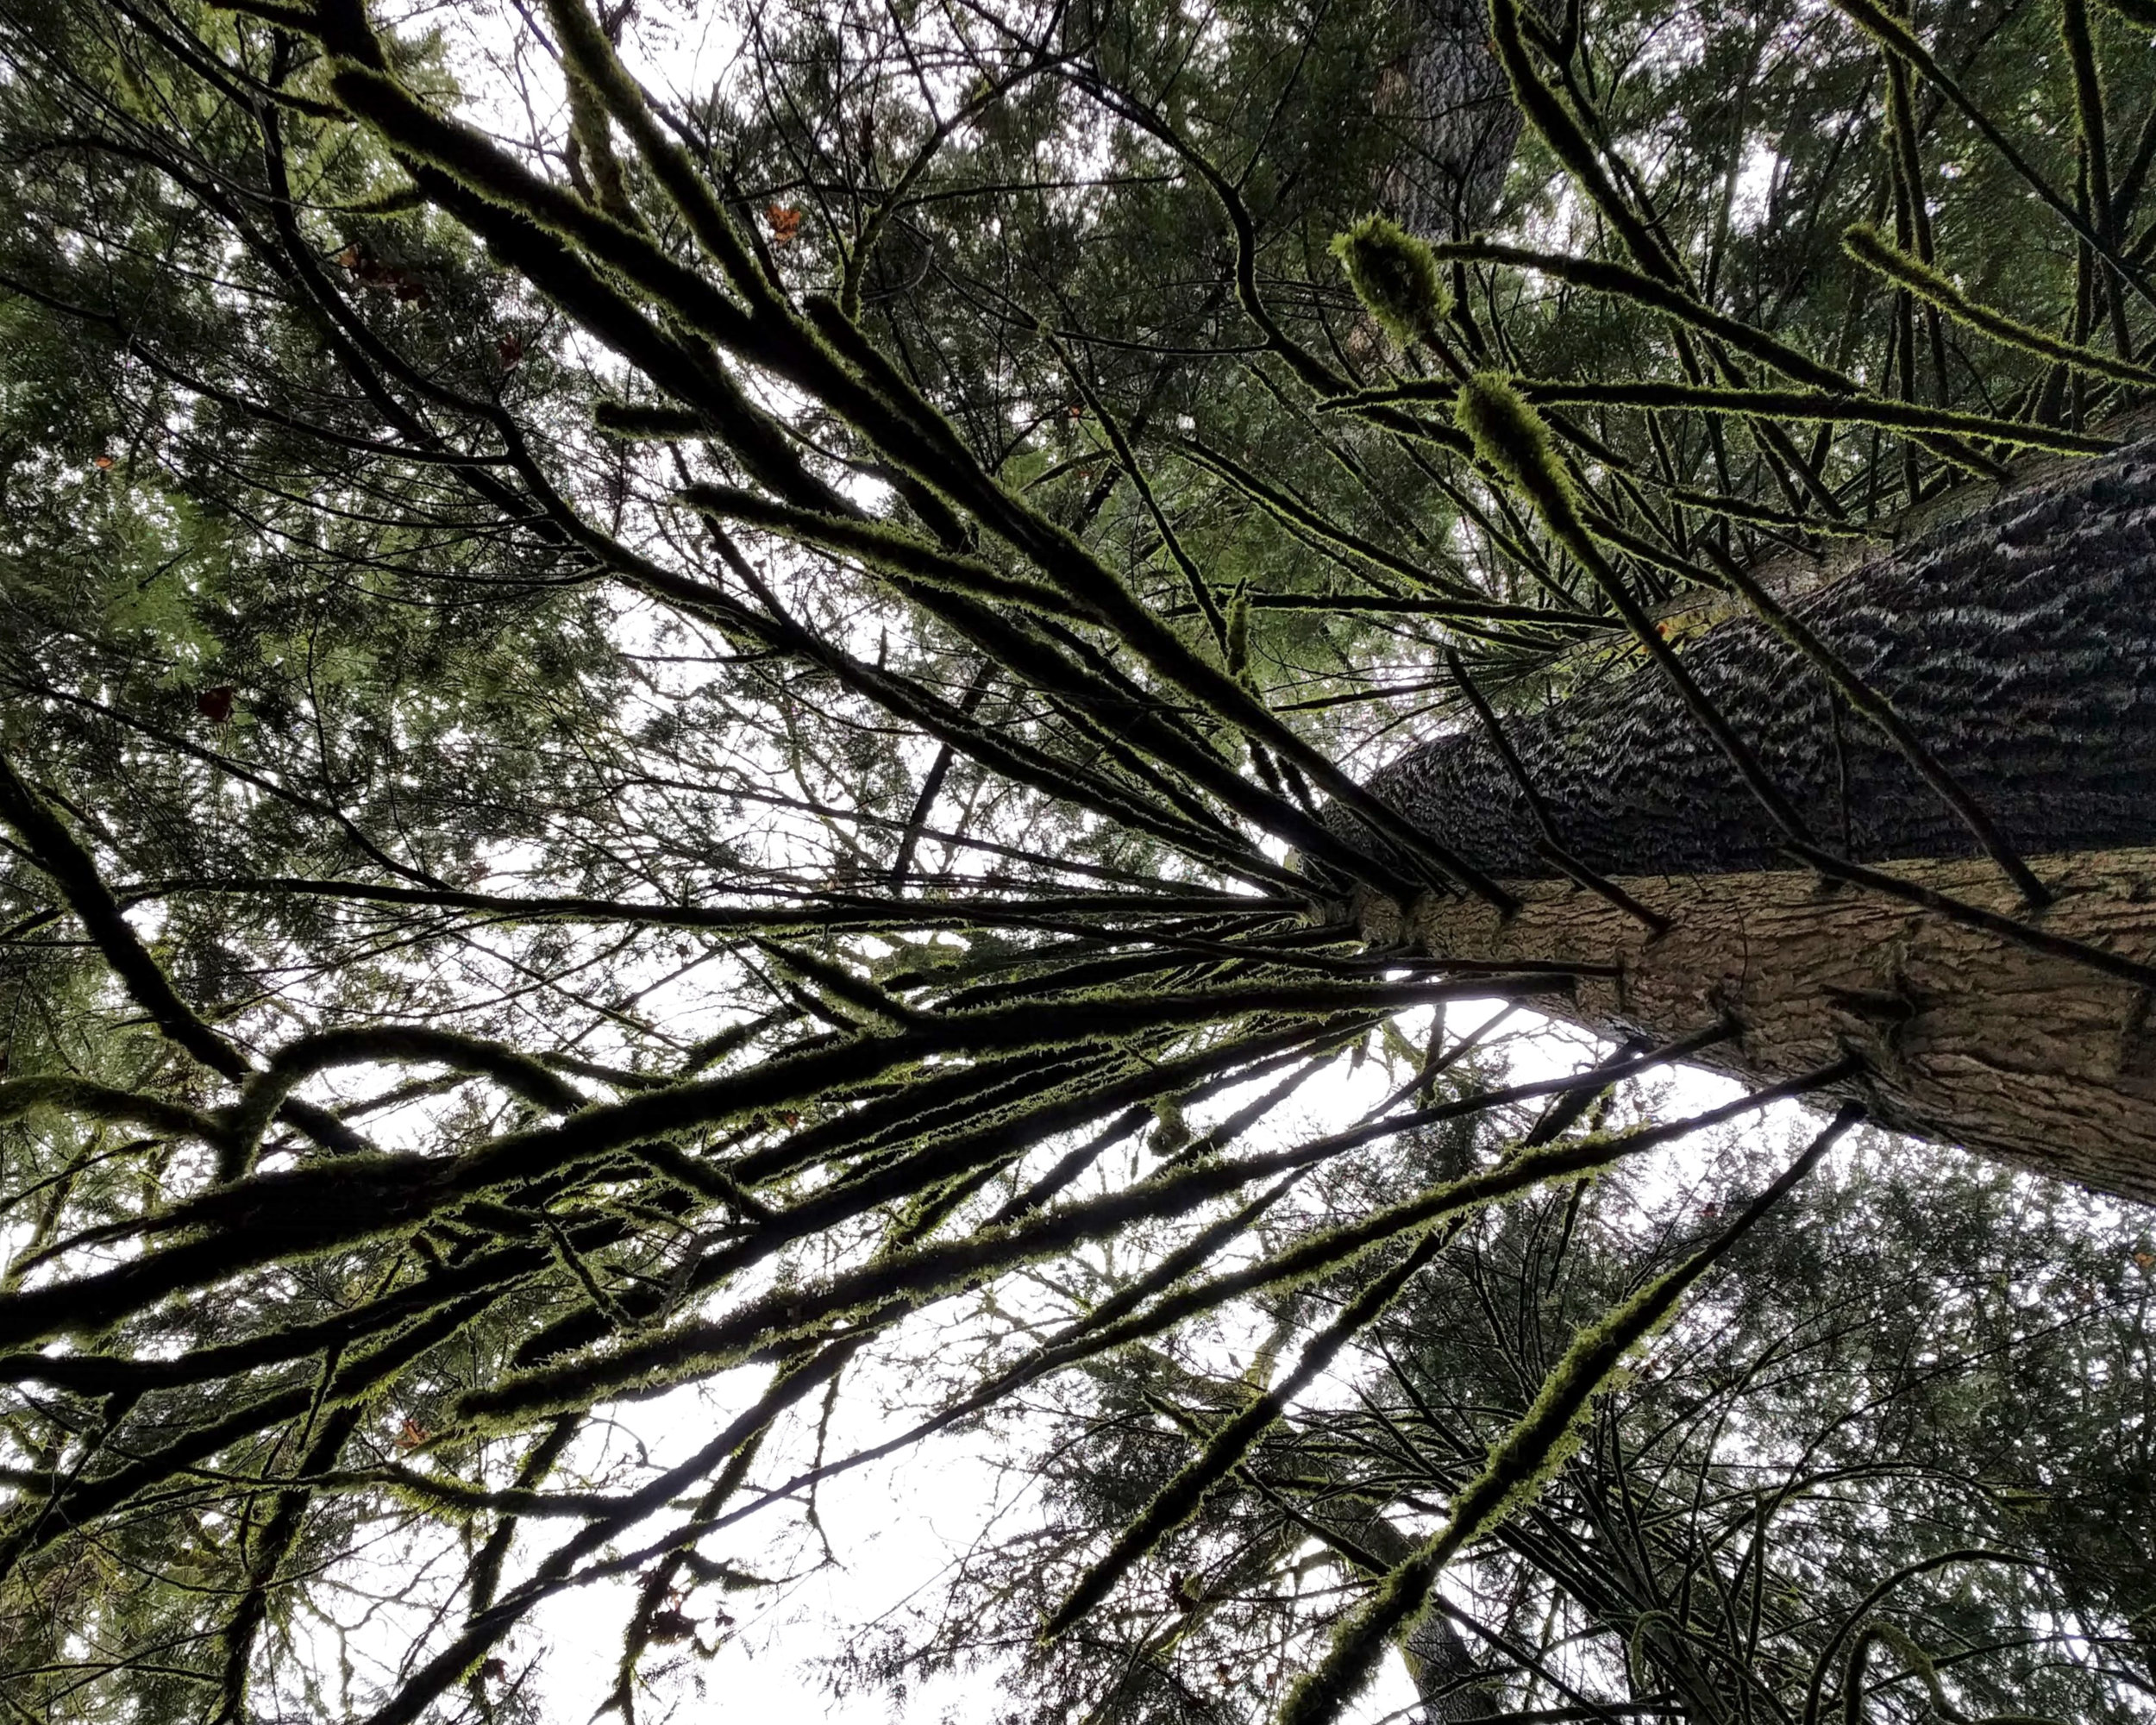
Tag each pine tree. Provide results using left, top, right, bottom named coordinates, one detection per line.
left=0, top=0, right=2152, bottom=1716
left=873, top=1120, right=2156, bottom=1724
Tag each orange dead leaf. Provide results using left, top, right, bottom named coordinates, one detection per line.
left=764, top=204, right=804, bottom=244
left=394, top=1416, right=430, bottom=1451
left=91, top=455, right=115, bottom=470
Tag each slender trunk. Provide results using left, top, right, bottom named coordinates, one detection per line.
left=1338, top=1504, right=1501, bottom=1722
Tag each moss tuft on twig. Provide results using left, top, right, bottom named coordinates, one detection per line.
left=1331, top=215, right=1451, bottom=351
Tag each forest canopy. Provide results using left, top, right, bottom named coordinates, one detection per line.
left=0, top=0, right=2153, bottom=1719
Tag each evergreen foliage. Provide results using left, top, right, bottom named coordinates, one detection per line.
left=0, top=0, right=2150, bottom=1717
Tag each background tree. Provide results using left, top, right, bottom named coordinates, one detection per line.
left=852, top=1115, right=2156, bottom=1723
left=0, top=0, right=2152, bottom=1717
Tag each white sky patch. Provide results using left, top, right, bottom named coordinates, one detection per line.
left=1727, top=141, right=1782, bottom=233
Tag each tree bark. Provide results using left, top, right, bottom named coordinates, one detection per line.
left=1360, top=847, right=2156, bottom=1202
left=1383, top=0, right=1532, bottom=240
left=1332, top=1502, right=1501, bottom=1722
left=1363, top=437, right=2156, bottom=881
left=1355, top=436, right=2156, bottom=1198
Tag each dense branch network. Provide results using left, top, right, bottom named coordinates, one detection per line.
left=0, top=0, right=2151, bottom=1719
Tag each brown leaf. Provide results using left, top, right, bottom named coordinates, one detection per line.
left=497, top=334, right=524, bottom=368
left=196, top=687, right=236, bottom=724
left=91, top=455, right=115, bottom=470
left=765, top=204, right=805, bottom=244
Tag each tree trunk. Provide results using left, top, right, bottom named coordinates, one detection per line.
left=1335, top=1504, right=1501, bottom=1722
left=1363, top=438, right=2156, bottom=881
left=1360, top=846, right=2156, bottom=1202
left=1383, top=0, right=1532, bottom=240
left=1356, top=437, right=2156, bottom=1198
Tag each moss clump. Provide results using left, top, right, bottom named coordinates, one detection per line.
left=1453, top=373, right=1568, bottom=504
left=1145, top=1100, right=1193, bottom=1157
left=1330, top=215, right=1451, bottom=350
left=1454, top=373, right=1594, bottom=562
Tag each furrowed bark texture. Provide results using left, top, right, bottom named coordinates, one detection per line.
left=1385, top=0, right=1531, bottom=240
left=1364, top=440, right=2156, bottom=879
left=1361, top=851, right=2156, bottom=1202
left=1357, top=440, right=2156, bottom=1197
